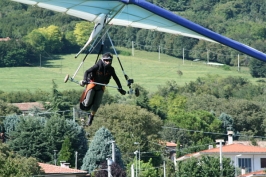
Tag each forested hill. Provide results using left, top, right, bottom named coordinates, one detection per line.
left=1, top=0, right=266, bottom=75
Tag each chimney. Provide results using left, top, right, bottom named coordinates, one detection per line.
left=215, top=139, right=224, bottom=148
left=208, top=145, right=213, bottom=149
left=227, top=131, right=234, bottom=145
left=60, top=161, right=70, bottom=168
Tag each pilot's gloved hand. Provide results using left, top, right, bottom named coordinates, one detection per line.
left=79, top=80, right=86, bottom=87
left=118, top=88, right=126, bottom=95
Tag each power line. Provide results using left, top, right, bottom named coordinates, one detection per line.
left=162, top=126, right=266, bottom=139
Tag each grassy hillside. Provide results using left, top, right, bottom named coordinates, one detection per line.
left=0, top=48, right=256, bottom=95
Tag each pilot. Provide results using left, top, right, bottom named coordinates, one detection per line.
left=79, top=52, right=126, bottom=126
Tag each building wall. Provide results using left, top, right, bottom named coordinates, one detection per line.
left=225, top=154, right=266, bottom=173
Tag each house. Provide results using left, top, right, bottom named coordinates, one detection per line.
left=12, top=102, right=45, bottom=115
left=240, top=170, right=266, bottom=177
left=165, top=141, right=177, bottom=165
left=176, top=131, right=266, bottom=176
left=39, top=162, right=88, bottom=177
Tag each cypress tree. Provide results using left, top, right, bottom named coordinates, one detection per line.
left=58, top=136, right=74, bottom=166
left=81, top=127, right=124, bottom=174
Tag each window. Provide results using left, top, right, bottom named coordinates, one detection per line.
left=261, top=158, right=266, bottom=168
left=238, top=158, right=251, bottom=173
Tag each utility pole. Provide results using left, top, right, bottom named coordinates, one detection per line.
left=75, top=151, right=78, bottom=169
left=53, top=150, right=57, bottom=165
left=107, top=158, right=113, bottom=177
left=159, top=45, right=161, bottom=61
left=132, top=41, right=134, bottom=56
left=163, top=161, right=166, bottom=177
left=216, top=139, right=224, bottom=177
left=134, top=150, right=138, bottom=177
left=73, top=107, right=75, bottom=122
left=183, top=48, right=185, bottom=64
left=40, top=54, right=41, bottom=67
left=111, top=141, right=116, bottom=163
left=134, top=142, right=140, bottom=175
left=238, top=54, right=240, bottom=72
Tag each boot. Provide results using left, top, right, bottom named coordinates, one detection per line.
left=86, top=114, right=94, bottom=126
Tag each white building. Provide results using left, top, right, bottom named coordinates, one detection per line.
left=176, top=131, right=266, bottom=176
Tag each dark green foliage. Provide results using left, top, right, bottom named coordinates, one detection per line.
left=0, top=90, right=50, bottom=103
left=44, top=80, right=72, bottom=113
left=58, top=136, right=74, bottom=166
left=5, top=115, right=87, bottom=168
left=176, top=155, right=235, bottom=177
left=65, top=119, right=88, bottom=168
left=7, top=116, right=47, bottom=161
left=157, top=159, right=176, bottom=177
left=249, top=59, right=266, bottom=78
left=0, top=40, right=38, bottom=67
left=0, top=100, right=21, bottom=116
left=134, top=84, right=150, bottom=111
left=95, top=161, right=127, bottom=177
left=0, top=143, right=44, bottom=177
left=185, top=94, right=266, bottom=140
left=81, top=127, right=124, bottom=174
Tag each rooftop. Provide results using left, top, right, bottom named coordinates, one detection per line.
left=39, top=163, right=87, bottom=174
left=201, top=143, right=266, bottom=154
left=12, top=102, right=44, bottom=111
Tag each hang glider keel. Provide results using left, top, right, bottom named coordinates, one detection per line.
left=75, top=14, right=107, bottom=58
left=11, top=0, right=266, bottom=62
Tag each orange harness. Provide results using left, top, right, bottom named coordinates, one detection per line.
left=80, top=83, right=106, bottom=103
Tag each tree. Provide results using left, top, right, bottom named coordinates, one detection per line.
left=6, top=114, right=88, bottom=168
left=44, top=80, right=72, bottom=114
left=0, top=100, right=21, bottom=116
left=166, top=110, right=222, bottom=147
left=58, top=136, right=74, bottom=166
left=157, top=159, right=176, bottom=177
left=176, top=155, right=235, bottom=177
left=81, top=127, right=124, bottom=175
left=7, top=116, right=47, bottom=161
left=95, top=161, right=127, bottom=177
left=249, top=58, right=266, bottom=78
left=86, top=104, right=163, bottom=164
left=24, top=29, right=46, bottom=52
left=0, top=143, right=44, bottom=177
left=73, top=21, right=94, bottom=46
left=127, top=158, right=158, bottom=177
left=43, top=115, right=88, bottom=166
left=139, top=158, right=158, bottom=177
left=219, top=112, right=234, bottom=132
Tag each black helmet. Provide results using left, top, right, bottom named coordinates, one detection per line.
left=102, top=52, right=113, bottom=61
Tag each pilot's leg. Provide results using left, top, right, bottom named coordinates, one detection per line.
left=86, top=89, right=104, bottom=126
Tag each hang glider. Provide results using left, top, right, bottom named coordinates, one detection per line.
left=11, top=0, right=266, bottom=62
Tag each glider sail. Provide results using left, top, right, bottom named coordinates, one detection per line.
left=11, top=0, right=266, bottom=62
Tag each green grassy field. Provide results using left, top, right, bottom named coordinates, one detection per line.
left=0, top=48, right=256, bottom=95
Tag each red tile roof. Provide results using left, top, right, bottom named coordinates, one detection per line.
left=12, top=102, right=44, bottom=111
left=201, top=144, right=266, bottom=154
left=0, top=37, right=10, bottom=41
left=166, top=142, right=177, bottom=147
left=39, top=163, right=87, bottom=174
left=176, top=143, right=266, bottom=161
